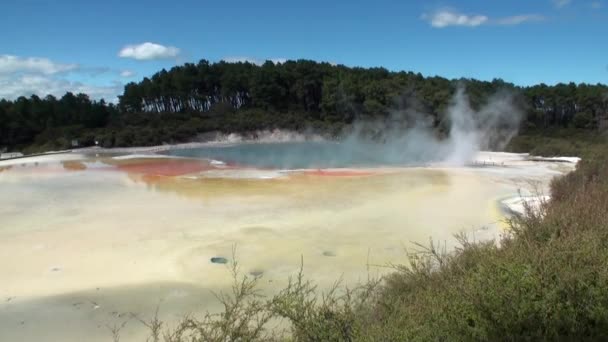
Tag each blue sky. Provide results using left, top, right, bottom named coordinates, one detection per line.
left=0, top=0, right=606, bottom=101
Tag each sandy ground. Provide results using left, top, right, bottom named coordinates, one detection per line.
left=0, top=150, right=577, bottom=341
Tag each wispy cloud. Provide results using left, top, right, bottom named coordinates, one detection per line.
left=496, top=14, right=546, bottom=25
left=423, top=10, right=488, bottom=28
left=120, top=70, right=136, bottom=78
left=0, top=74, right=122, bottom=102
left=118, top=42, right=180, bottom=61
left=0, top=54, right=123, bottom=102
left=222, top=57, right=287, bottom=65
left=591, top=1, right=603, bottom=8
left=0, top=55, right=78, bottom=75
left=553, top=0, right=572, bottom=8
left=423, top=9, right=545, bottom=28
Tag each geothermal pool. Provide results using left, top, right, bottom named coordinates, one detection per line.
left=164, top=141, right=435, bottom=168
left=0, top=143, right=577, bottom=341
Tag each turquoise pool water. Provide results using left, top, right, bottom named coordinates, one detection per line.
left=163, top=141, right=435, bottom=169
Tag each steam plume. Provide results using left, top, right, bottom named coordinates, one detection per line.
left=341, top=85, right=523, bottom=166
left=177, top=85, right=523, bottom=169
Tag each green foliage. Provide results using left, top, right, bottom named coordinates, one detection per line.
left=365, top=152, right=608, bottom=340
left=2, top=60, right=607, bottom=153
left=506, top=129, right=608, bottom=157
left=0, top=93, right=116, bottom=151
left=572, top=111, right=593, bottom=128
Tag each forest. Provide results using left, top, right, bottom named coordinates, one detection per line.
left=1, top=59, right=607, bottom=153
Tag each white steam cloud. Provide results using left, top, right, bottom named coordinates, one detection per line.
left=341, top=86, right=523, bottom=166
left=442, top=87, right=522, bottom=163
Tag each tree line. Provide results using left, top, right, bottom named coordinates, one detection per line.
left=0, top=93, right=118, bottom=152
left=1, top=59, right=607, bottom=152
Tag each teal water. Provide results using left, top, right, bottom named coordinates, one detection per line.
left=163, top=141, right=436, bottom=169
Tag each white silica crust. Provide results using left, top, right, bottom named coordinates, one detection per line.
left=0, top=148, right=578, bottom=342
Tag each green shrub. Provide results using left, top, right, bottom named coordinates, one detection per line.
left=572, top=112, right=594, bottom=129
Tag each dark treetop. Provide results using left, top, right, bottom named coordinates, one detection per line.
left=1, top=59, right=606, bottom=152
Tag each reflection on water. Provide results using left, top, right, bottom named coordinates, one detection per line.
left=114, top=158, right=214, bottom=176
left=128, top=169, right=451, bottom=202
left=0, top=149, right=561, bottom=341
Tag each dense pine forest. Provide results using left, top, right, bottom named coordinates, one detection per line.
left=1, top=59, right=607, bottom=153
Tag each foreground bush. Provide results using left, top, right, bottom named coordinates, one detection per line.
left=123, top=152, right=608, bottom=341
left=506, top=129, right=607, bottom=157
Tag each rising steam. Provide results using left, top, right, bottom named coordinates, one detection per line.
left=341, top=85, right=523, bottom=166
left=181, top=85, right=523, bottom=168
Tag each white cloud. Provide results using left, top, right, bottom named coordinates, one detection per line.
left=222, top=56, right=287, bottom=65
left=424, top=10, right=489, bottom=28
left=120, top=70, right=136, bottom=77
left=553, top=0, right=572, bottom=8
left=496, top=14, right=545, bottom=25
left=424, top=9, right=544, bottom=28
left=118, top=42, right=180, bottom=60
left=0, top=55, right=123, bottom=102
left=0, top=55, right=78, bottom=75
left=0, top=74, right=122, bottom=102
